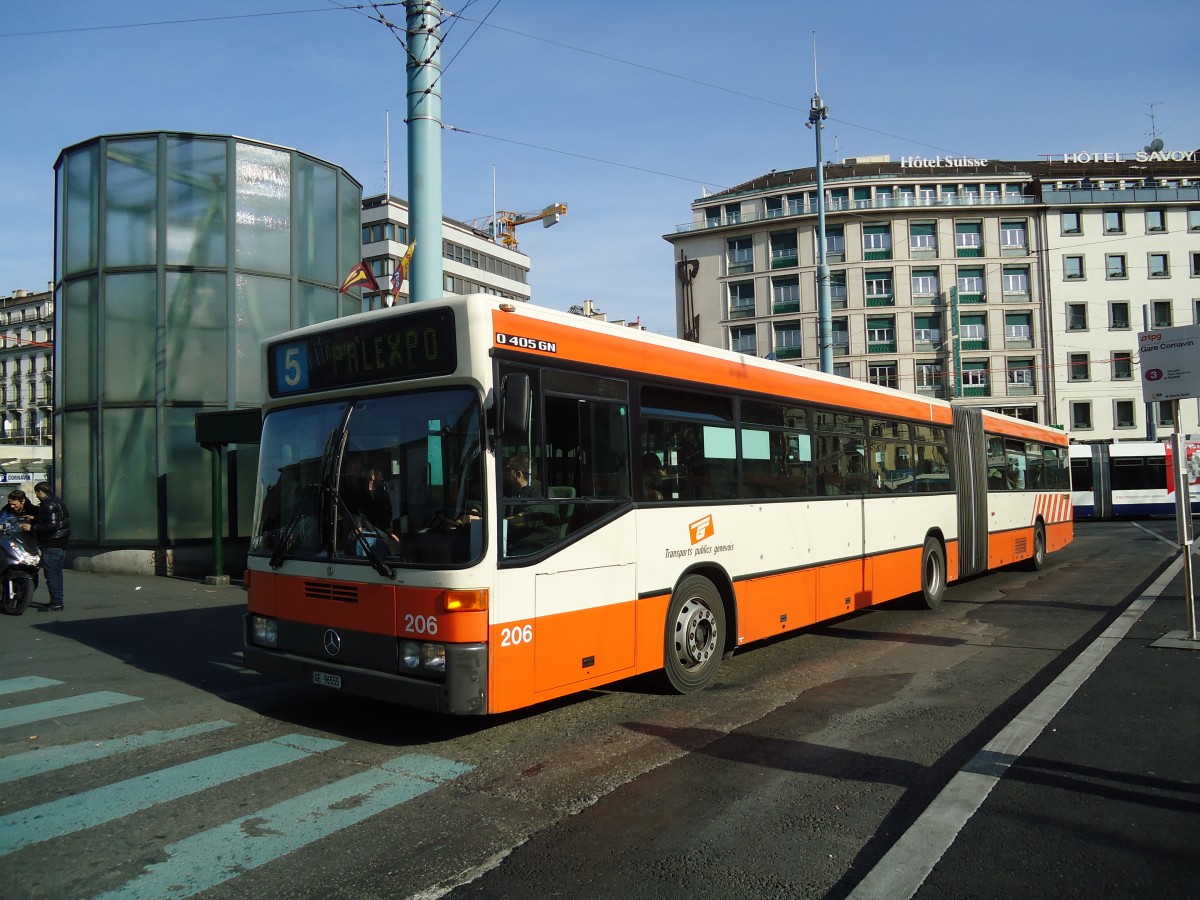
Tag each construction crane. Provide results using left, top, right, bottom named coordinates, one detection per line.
left=467, top=203, right=567, bottom=251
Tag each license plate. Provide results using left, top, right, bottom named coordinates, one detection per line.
left=312, top=671, right=342, bottom=689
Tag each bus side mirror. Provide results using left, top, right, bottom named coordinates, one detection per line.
left=500, top=373, right=531, bottom=440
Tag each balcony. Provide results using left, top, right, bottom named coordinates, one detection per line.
left=770, top=252, right=798, bottom=269
left=774, top=346, right=803, bottom=360
left=961, top=385, right=991, bottom=398
left=866, top=294, right=895, bottom=307
left=728, top=305, right=756, bottom=320
left=772, top=300, right=800, bottom=315
left=863, top=248, right=893, bottom=261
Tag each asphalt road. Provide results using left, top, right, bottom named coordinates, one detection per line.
left=1, top=520, right=1196, bottom=899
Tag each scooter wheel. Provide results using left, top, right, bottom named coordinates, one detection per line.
left=1, top=574, right=33, bottom=615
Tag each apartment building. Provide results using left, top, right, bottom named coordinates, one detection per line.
left=664, top=151, right=1200, bottom=441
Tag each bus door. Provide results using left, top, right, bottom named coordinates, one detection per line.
left=494, top=365, right=637, bottom=700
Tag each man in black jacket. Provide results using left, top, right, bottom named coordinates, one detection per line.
left=23, top=482, right=69, bottom=612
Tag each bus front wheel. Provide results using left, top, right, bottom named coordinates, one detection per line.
left=918, top=536, right=946, bottom=610
left=664, top=575, right=726, bottom=693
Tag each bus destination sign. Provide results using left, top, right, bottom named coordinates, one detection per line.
left=269, top=307, right=457, bottom=397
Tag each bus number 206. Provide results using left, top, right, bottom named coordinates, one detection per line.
left=501, top=624, right=534, bottom=647
left=404, top=614, right=438, bottom=635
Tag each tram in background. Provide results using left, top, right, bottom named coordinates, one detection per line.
left=1070, top=441, right=1200, bottom=519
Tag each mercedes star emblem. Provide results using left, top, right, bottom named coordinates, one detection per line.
left=323, top=629, right=342, bottom=657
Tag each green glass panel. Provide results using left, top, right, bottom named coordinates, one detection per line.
left=103, top=272, right=157, bottom=402
left=339, top=172, right=363, bottom=286
left=105, top=138, right=159, bottom=268
left=62, top=411, right=97, bottom=542
left=296, top=158, right=337, bottom=283
left=166, top=272, right=227, bottom=402
left=165, top=407, right=213, bottom=540
left=63, top=278, right=97, bottom=405
left=233, top=443, right=260, bottom=537
left=235, top=143, right=290, bottom=274
left=64, top=145, right=99, bottom=275
left=166, top=137, right=227, bottom=267
left=102, top=407, right=158, bottom=541
left=299, top=282, right=341, bottom=328
left=235, top=274, right=290, bottom=403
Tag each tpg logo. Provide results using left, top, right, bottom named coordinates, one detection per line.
left=689, top=514, right=714, bottom=545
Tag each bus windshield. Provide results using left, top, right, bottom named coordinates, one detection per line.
left=250, top=387, right=485, bottom=567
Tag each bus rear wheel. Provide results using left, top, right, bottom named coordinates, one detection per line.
left=1025, top=523, right=1047, bottom=571
left=664, top=575, right=726, bottom=693
left=917, top=536, right=946, bottom=610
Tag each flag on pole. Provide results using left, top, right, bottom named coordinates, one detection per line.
left=338, top=259, right=381, bottom=294
left=393, top=241, right=416, bottom=293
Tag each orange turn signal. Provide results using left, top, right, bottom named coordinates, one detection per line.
left=441, top=589, right=488, bottom=612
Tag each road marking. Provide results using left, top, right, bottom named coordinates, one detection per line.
left=0, top=732, right=343, bottom=856
left=0, top=691, right=141, bottom=730
left=93, top=753, right=473, bottom=900
left=0, top=676, right=63, bottom=696
left=0, top=720, right=237, bottom=785
left=847, top=553, right=1183, bottom=900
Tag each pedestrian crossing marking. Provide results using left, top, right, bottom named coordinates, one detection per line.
left=0, top=720, right=237, bottom=785
left=93, top=753, right=473, bottom=900
left=0, top=732, right=343, bottom=856
left=0, top=676, right=63, bottom=696
left=0, top=690, right=141, bottom=730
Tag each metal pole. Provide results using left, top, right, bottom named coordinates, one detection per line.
left=950, top=286, right=961, bottom=398
left=210, top=445, right=223, bottom=579
left=1170, top=402, right=1197, bottom=640
left=808, top=92, right=831, bottom=374
left=406, top=1, right=445, bottom=303
left=1143, top=305, right=1157, bottom=441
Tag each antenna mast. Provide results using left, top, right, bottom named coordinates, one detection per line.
left=807, top=32, right=832, bottom=375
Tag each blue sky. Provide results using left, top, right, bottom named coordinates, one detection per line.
left=2, top=0, right=1197, bottom=335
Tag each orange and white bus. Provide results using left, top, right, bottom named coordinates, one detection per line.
left=244, top=294, right=1072, bottom=714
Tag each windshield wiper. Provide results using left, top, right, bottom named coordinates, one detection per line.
left=330, top=487, right=396, bottom=579
left=268, top=484, right=316, bottom=570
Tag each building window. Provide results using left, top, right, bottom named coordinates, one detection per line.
left=867, top=363, right=898, bottom=388
left=728, top=281, right=755, bottom=318
left=1191, top=252, right=1200, bottom=277
left=730, top=325, right=756, bottom=355
left=866, top=316, right=896, bottom=350
left=830, top=271, right=848, bottom=308
left=957, top=267, right=985, bottom=297
left=1109, top=301, right=1130, bottom=329
left=727, top=237, right=753, bottom=274
left=955, top=222, right=982, bottom=255
left=1106, top=254, right=1127, bottom=279
left=912, top=268, right=940, bottom=296
left=1005, top=312, right=1032, bottom=345
left=1146, top=209, right=1166, bottom=233
left=832, top=317, right=849, bottom=355
left=1156, top=402, right=1176, bottom=427
left=1002, top=266, right=1029, bottom=294
left=1071, top=401, right=1093, bottom=430
left=771, top=276, right=800, bottom=313
left=1007, top=358, right=1035, bottom=389
left=962, top=362, right=988, bottom=388
left=1148, top=253, right=1170, bottom=278
left=824, top=224, right=845, bottom=259
left=1103, top=210, right=1124, bottom=234
left=862, top=224, right=892, bottom=258
left=1068, top=353, right=1090, bottom=381
left=864, top=269, right=894, bottom=301
left=1152, top=301, right=1173, bottom=328
left=1114, top=399, right=1136, bottom=429
left=1188, top=208, right=1200, bottom=232
left=913, top=313, right=942, bottom=345
left=1112, top=351, right=1133, bottom=380
left=1066, top=303, right=1088, bottom=331
left=1000, top=220, right=1027, bottom=249
left=1061, top=210, right=1082, bottom=235
left=916, top=361, right=943, bottom=391
left=724, top=203, right=741, bottom=224
left=833, top=362, right=851, bottom=378
left=773, top=322, right=802, bottom=359
left=769, top=232, right=798, bottom=269
left=909, top=222, right=937, bottom=253
left=960, top=315, right=987, bottom=347
left=1064, top=256, right=1085, bottom=280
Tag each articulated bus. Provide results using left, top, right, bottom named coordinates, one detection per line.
left=244, top=294, right=1073, bottom=714
left=1070, top=441, right=1200, bottom=519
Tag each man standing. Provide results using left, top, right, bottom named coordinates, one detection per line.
left=23, top=481, right=70, bottom=612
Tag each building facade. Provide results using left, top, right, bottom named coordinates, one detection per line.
left=359, top=194, right=531, bottom=310
left=0, top=288, right=54, bottom=486
left=54, top=132, right=362, bottom=574
left=664, top=152, right=1200, bottom=442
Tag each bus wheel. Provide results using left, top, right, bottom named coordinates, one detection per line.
left=664, top=575, right=726, bottom=693
left=1025, top=523, right=1047, bottom=572
left=918, top=536, right=946, bottom=610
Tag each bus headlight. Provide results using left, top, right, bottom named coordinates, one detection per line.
left=250, top=615, right=278, bottom=648
left=401, top=640, right=446, bottom=676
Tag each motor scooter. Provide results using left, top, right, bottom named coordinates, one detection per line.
left=0, top=515, right=40, bottom=615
